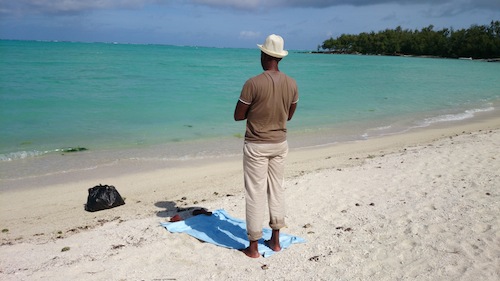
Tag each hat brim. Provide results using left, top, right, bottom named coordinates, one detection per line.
left=257, top=44, right=288, bottom=58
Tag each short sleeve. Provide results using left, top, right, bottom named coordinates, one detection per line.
left=239, top=78, right=254, bottom=105
left=291, top=78, right=299, bottom=104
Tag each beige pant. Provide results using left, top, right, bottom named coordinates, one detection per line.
left=243, top=141, right=288, bottom=241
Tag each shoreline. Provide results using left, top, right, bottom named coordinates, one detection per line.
left=306, top=51, right=500, bottom=62
left=0, top=113, right=499, bottom=280
left=1, top=105, right=499, bottom=190
left=1, top=107, right=499, bottom=190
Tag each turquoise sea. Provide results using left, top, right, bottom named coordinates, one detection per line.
left=1, top=40, right=499, bottom=181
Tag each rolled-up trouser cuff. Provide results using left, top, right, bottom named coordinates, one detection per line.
left=247, top=230, right=263, bottom=241
left=247, top=219, right=286, bottom=241
left=269, top=217, right=286, bottom=230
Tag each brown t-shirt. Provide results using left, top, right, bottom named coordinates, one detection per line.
left=239, top=70, right=299, bottom=143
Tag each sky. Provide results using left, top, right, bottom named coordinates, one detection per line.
left=0, top=0, right=499, bottom=50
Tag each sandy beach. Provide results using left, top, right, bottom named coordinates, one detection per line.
left=1, top=115, right=499, bottom=280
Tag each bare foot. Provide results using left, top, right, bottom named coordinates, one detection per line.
left=241, top=240, right=260, bottom=258
left=265, top=229, right=281, bottom=252
left=240, top=247, right=260, bottom=258
left=264, top=239, right=281, bottom=252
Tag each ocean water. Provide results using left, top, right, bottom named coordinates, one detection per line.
left=1, top=40, right=499, bottom=181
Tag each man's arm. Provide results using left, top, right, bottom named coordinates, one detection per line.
left=234, top=100, right=250, bottom=121
left=288, top=102, right=297, bottom=121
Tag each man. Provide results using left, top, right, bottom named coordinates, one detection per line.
left=234, top=34, right=298, bottom=258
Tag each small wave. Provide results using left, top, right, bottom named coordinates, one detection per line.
left=360, top=105, right=495, bottom=140
left=0, top=150, right=51, bottom=161
left=0, top=147, right=90, bottom=162
left=419, top=106, right=494, bottom=126
left=361, top=125, right=394, bottom=139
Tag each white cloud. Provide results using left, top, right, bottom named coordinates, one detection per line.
left=0, top=0, right=157, bottom=16
left=191, top=0, right=500, bottom=11
left=192, top=0, right=262, bottom=10
left=239, top=31, right=261, bottom=39
left=1, top=0, right=498, bottom=17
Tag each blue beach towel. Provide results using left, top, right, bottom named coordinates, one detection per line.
left=161, top=209, right=305, bottom=258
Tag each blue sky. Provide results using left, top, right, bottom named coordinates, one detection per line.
left=0, top=0, right=499, bottom=50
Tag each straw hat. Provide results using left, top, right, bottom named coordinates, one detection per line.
left=257, top=34, right=288, bottom=58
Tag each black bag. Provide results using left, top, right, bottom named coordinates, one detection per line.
left=85, top=184, right=125, bottom=212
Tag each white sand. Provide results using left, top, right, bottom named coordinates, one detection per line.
left=1, top=117, right=499, bottom=280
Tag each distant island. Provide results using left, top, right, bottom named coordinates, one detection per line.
left=316, top=20, right=500, bottom=61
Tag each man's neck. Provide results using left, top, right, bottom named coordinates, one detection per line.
left=261, top=52, right=282, bottom=71
left=264, top=63, right=279, bottom=72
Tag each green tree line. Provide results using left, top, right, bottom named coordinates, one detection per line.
left=321, top=21, right=500, bottom=59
